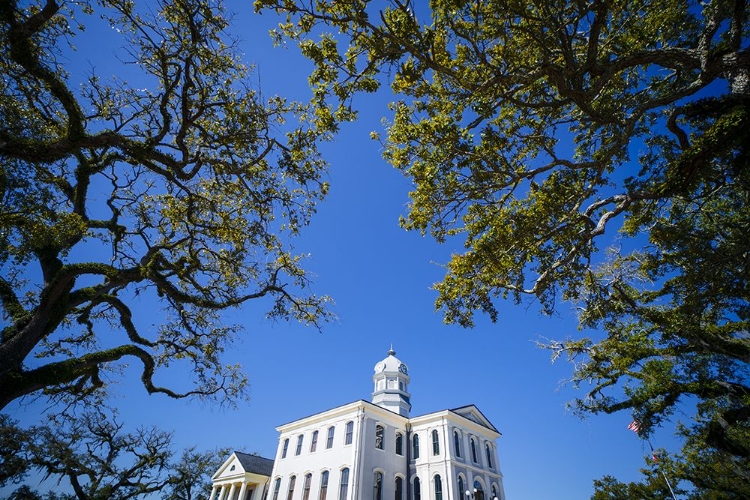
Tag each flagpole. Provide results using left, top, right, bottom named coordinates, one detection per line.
left=646, top=438, right=678, bottom=500
left=628, top=421, right=678, bottom=500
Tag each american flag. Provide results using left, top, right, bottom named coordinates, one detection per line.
left=627, top=420, right=641, bottom=433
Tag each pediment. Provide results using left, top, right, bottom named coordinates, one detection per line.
left=212, top=453, right=245, bottom=480
left=451, top=405, right=499, bottom=433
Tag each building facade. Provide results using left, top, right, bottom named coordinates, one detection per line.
left=210, top=349, right=506, bottom=500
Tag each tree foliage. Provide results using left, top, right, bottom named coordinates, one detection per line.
left=0, top=411, right=228, bottom=500
left=0, top=0, right=335, bottom=410
left=254, top=0, right=750, bottom=494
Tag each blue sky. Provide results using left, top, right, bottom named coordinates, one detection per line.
left=2, top=2, right=682, bottom=499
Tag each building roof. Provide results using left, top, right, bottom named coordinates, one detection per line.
left=235, top=452, right=274, bottom=476
left=449, top=404, right=500, bottom=434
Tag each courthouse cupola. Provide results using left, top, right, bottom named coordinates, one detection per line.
left=372, top=347, right=412, bottom=416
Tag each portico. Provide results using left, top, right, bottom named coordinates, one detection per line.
left=209, top=452, right=273, bottom=500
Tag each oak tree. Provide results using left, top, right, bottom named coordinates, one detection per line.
left=255, top=0, right=750, bottom=494
left=0, top=0, right=334, bottom=410
left=0, top=411, right=228, bottom=500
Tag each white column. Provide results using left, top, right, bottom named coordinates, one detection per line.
left=209, top=486, right=219, bottom=500
left=219, top=485, right=228, bottom=500
left=227, top=483, right=238, bottom=500
left=238, top=482, right=249, bottom=500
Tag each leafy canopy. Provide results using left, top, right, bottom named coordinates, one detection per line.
left=254, top=0, right=750, bottom=496
left=0, top=411, right=229, bottom=500
left=0, top=0, right=335, bottom=410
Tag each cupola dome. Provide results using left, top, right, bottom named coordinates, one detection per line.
left=372, top=347, right=411, bottom=416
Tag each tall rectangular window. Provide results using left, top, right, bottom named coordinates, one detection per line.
left=303, top=474, right=312, bottom=500
left=485, top=443, right=493, bottom=468
left=310, top=430, right=318, bottom=452
left=282, top=439, right=289, bottom=459
left=373, top=472, right=383, bottom=500
left=412, top=435, right=419, bottom=459
left=375, top=425, right=384, bottom=450
left=395, top=477, right=403, bottom=500
left=345, top=421, right=354, bottom=445
left=432, top=430, right=440, bottom=455
left=434, top=475, right=442, bottom=500
left=339, top=468, right=350, bottom=500
left=319, top=471, right=329, bottom=500
left=395, top=433, right=403, bottom=455
left=296, top=435, right=304, bottom=455
left=273, top=478, right=282, bottom=500
left=413, top=477, right=421, bottom=500
left=326, top=426, right=335, bottom=449
left=287, top=476, right=296, bottom=500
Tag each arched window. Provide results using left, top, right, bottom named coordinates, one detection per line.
left=310, top=430, right=319, bottom=452
left=395, top=477, right=404, bottom=500
left=287, top=476, right=296, bottom=500
left=282, top=438, right=289, bottom=458
left=453, top=431, right=461, bottom=458
left=395, top=433, right=403, bottom=455
left=339, top=468, right=350, bottom=500
left=457, top=476, right=465, bottom=499
left=431, top=430, right=440, bottom=455
left=345, top=421, right=354, bottom=445
left=303, top=474, right=312, bottom=500
left=434, top=475, right=443, bottom=500
left=470, top=437, right=478, bottom=463
left=319, top=471, right=329, bottom=500
left=485, top=443, right=493, bottom=468
left=296, top=434, right=304, bottom=455
left=373, top=471, right=383, bottom=500
left=326, top=426, right=335, bottom=449
left=413, top=477, right=421, bottom=500
left=491, top=485, right=498, bottom=500
left=412, top=434, right=420, bottom=459
left=473, top=480, right=484, bottom=500
left=272, top=478, right=282, bottom=500
left=375, top=425, right=384, bottom=450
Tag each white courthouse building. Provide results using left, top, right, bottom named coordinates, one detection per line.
left=209, top=349, right=506, bottom=500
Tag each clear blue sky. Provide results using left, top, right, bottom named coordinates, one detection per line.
left=2, top=3, right=680, bottom=499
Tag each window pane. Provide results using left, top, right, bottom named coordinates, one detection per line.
left=434, top=475, right=442, bottom=500
left=327, top=426, right=335, bottom=449
left=339, top=468, right=350, bottom=500
left=282, top=439, right=289, bottom=459
left=413, top=435, right=420, bottom=459
left=485, top=444, right=493, bottom=468
left=287, top=476, right=296, bottom=500
left=273, top=479, right=282, bottom=500
left=296, top=435, right=304, bottom=455
left=453, top=431, right=461, bottom=458
left=413, top=478, right=421, bottom=500
left=319, top=471, right=329, bottom=500
left=345, top=421, right=354, bottom=445
left=395, top=433, right=403, bottom=455
left=373, top=472, right=383, bottom=500
left=395, top=477, right=403, bottom=500
left=375, top=425, right=384, bottom=450
left=311, top=431, right=318, bottom=452
left=458, top=477, right=464, bottom=499
left=432, top=430, right=439, bottom=455
left=470, top=439, right=478, bottom=463
left=303, top=474, right=312, bottom=500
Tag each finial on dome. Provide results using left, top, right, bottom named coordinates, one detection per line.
left=388, top=344, right=396, bottom=356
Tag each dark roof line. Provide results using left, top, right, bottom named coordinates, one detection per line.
left=234, top=452, right=274, bottom=476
